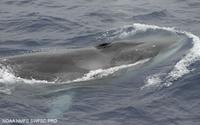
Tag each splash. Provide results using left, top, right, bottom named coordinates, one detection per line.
left=66, top=58, right=150, bottom=83
left=0, top=64, right=54, bottom=84
left=129, top=24, right=200, bottom=87
left=141, top=73, right=163, bottom=89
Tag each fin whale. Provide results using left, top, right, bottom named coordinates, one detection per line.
left=0, top=41, right=174, bottom=82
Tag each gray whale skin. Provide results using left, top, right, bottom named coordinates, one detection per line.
left=0, top=41, right=174, bottom=82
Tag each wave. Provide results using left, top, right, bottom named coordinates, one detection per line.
left=3, top=0, right=35, bottom=6
left=130, top=24, right=200, bottom=87
left=132, top=10, right=173, bottom=20
left=0, top=13, right=81, bottom=33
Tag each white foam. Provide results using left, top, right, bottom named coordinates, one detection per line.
left=0, top=64, right=54, bottom=84
left=119, top=23, right=175, bottom=39
left=166, top=32, right=200, bottom=78
left=141, top=73, right=163, bottom=89
left=128, top=23, right=200, bottom=87
left=66, top=58, right=150, bottom=83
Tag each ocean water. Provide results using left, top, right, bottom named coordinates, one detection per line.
left=0, top=0, right=200, bottom=125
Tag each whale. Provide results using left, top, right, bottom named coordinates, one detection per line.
left=0, top=40, right=175, bottom=82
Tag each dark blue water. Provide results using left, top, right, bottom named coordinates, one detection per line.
left=0, top=0, right=200, bottom=125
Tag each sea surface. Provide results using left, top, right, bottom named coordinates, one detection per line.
left=0, top=0, right=200, bottom=125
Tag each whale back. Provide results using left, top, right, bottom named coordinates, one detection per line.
left=96, top=42, right=143, bottom=51
left=96, top=42, right=112, bottom=49
left=0, top=40, right=174, bottom=82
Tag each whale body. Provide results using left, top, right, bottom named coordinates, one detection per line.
left=0, top=41, right=175, bottom=82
